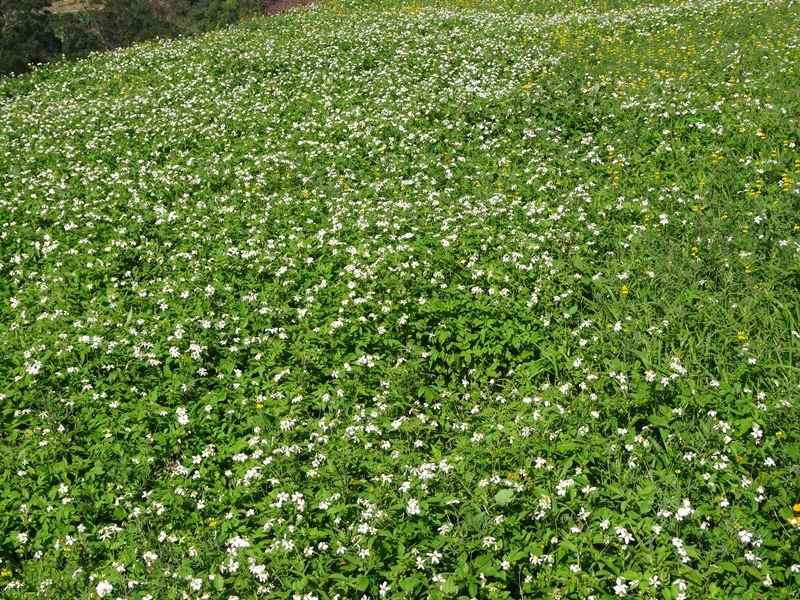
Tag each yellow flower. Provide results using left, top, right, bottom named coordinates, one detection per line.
left=793, top=503, right=800, bottom=513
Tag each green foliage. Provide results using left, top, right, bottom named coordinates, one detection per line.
left=184, top=0, right=267, bottom=28
left=51, top=0, right=181, bottom=57
left=2, top=0, right=272, bottom=75
left=1, top=0, right=800, bottom=598
left=0, top=1, right=61, bottom=75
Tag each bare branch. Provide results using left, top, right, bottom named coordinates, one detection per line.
left=1, top=11, right=33, bottom=35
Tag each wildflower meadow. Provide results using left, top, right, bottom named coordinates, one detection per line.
left=1, top=0, right=800, bottom=598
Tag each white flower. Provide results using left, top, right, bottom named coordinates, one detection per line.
left=96, top=580, right=113, bottom=598
left=26, top=361, right=42, bottom=376
left=614, top=577, right=628, bottom=597
left=675, top=498, right=694, bottom=520
left=739, top=529, right=754, bottom=545
left=176, top=407, right=189, bottom=426
left=614, top=526, right=634, bottom=546
left=406, top=498, right=420, bottom=515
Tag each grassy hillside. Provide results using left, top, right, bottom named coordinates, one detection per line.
left=1, top=0, right=800, bottom=598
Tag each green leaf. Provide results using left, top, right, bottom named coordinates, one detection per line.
left=213, top=574, right=224, bottom=591
left=648, top=415, right=670, bottom=428
left=719, top=561, right=738, bottom=574
left=494, top=489, right=514, bottom=506
left=743, top=565, right=761, bottom=578
left=356, top=575, right=370, bottom=591
left=442, top=578, right=459, bottom=594
left=399, top=576, right=421, bottom=593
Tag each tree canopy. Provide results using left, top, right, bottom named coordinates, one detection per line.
left=1, top=1, right=62, bottom=75
left=1, top=0, right=274, bottom=76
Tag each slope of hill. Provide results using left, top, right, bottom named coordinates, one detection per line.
left=1, top=0, right=800, bottom=598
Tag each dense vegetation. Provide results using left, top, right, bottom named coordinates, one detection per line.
left=1, top=0, right=800, bottom=598
left=0, top=0, right=63, bottom=75
left=0, top=0, right=272, bottom=76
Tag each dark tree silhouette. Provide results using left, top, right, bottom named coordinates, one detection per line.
left=0, top=0, right=62, bottom=75
left=1, top=0, right=295, bottom=76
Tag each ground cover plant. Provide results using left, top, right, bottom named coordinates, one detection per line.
left=2, top=0, right=800, bottom=597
